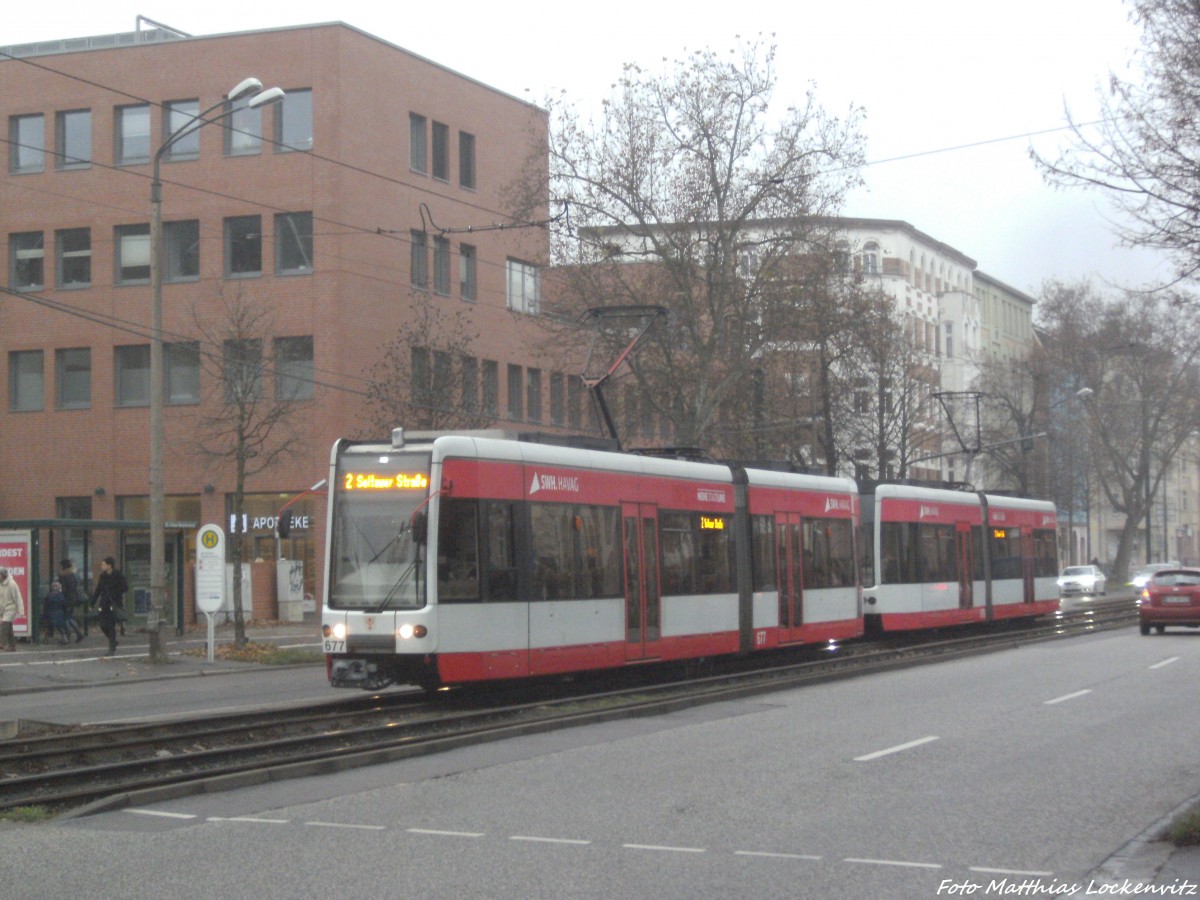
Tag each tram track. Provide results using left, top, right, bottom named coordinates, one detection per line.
left=0, top=597, right=1136, bottom=818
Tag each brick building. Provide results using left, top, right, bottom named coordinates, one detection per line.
left=0, top=21, right=564, bottom=625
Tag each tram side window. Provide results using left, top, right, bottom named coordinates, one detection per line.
left=751, top=515, right=777, bottom=591
left=437, top=498, right=480, bottom=602
left=659, top=512, right=696, bottom=595
left=658, top=510, right=735, bottom=595
left=989, top=527, right=1021, bottom=579
left=879, top=522, right=918, bottom=584
left=972, top=526, right=985, bottom=580
left=916, top=523, right=957, bottom=583
left=1033, top=528, right=1057, bottom=577
left=805, top=517, right=855, bottom=588
left=483, top=501, right=518, bottom=601
left=529, top=502, right=622, bottom=600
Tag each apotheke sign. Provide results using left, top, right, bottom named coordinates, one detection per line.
left=228, top=514, right=311, bottom=534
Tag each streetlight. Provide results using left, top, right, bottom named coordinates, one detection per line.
left=147, top=78, right=283, bottom=664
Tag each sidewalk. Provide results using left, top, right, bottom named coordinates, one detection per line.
left=0, top=621, right=320, bottom=696
left=1083, top=794, right=1200, bottom=894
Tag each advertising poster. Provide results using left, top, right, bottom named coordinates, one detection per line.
left=0, top=530, right=32, bottom=637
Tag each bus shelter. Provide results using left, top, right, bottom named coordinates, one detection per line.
left=0, top=519, right=189, bottom=645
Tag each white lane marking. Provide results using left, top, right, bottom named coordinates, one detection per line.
left=1044, top=689, right=1092, bottom=705
left=306, top=821, right=387, bottom=831
left=510, top=835, right=591, bottom=845
left=207, top=816, right=288, bottom=823
left=854, top=735, right=940, bottom=761
left=845, top=857, right=942, bottom=870
left=735, top=850, right=822, bottom=860
left=124, top=808, right=197, bottom=819
left=278, top=642, right=321, bottom=649
left=969, top=866, right=1055, bottom=876
left=623, top=843, right=706, bottom=854
left=407, top=828, right=485, bottom=837
left=1149, top=657, right=1180, bottom=670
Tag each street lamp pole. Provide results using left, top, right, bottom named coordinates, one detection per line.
left=147, top=78, right=283, bottom=664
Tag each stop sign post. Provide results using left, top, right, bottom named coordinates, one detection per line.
left=196, top=524, right=226, bottom=662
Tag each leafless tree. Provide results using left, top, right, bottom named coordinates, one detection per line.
left=541, top=39, right=867, bottom=454
left=192, top=287, right=303, bottom=647
left=1037, top=280, right=1200, bottom=579
left=1034, top=0, right=1200, bottom=287
left=362, top=289, right=492, bottom=436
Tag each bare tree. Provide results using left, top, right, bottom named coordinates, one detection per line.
left=193, top=287, right=303, bottom=647
left=362, top=289, right=492, bottom=436
left=1034, top=0, right=1200, bottom=286
left=1037, top=280, right=1200, bottom=579
left=543, top=39, right=866, bottom=454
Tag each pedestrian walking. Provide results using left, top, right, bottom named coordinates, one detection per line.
left=59, top=559, right=84, bottom=643
left=0, top=567, right=25, bottom=651
left=91, top=556, right=127, bottom=656
left=42, top=581, right=71, bottom=644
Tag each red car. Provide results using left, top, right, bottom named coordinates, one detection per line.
left=1138, top=567, right=1200, bottom=635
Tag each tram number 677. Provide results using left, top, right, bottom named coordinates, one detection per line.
left=323, top=639, right=345, bottom=653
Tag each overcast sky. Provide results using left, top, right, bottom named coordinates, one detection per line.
left=5, top=0, right=1174, bottom=299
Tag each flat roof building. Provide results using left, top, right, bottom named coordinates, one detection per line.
left=0, top=21, right=563, bottom=623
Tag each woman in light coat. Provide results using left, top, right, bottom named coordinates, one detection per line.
left=0, top=567, right=24, bottom=651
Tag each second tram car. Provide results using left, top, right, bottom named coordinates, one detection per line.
left=859, top=483, right=1059, bottom=631
left=321, top=430, right=863, bottom=690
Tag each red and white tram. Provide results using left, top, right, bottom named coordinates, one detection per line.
left=321, top=429, right=863, bottom=690
left=859, top=483, right=1059, bottom=631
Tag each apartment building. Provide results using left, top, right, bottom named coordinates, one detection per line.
left=0, top=21, right=562, bottom=624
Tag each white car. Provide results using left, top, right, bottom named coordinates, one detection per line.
left=1057, top=565, right=1107, bottom=597
left=1130, top=562, right=1180, bottom=590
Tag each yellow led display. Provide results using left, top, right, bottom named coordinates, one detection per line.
left=700, top=516, right=726, bottom=530
left=343, top=472, right=430, bottom=491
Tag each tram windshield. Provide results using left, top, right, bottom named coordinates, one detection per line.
left=329, top=452, right=432, bottom=610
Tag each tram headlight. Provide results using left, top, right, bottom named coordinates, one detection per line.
left=331, top=622, right=347, bottom=640
left=397, top=623, right=428, bottom=640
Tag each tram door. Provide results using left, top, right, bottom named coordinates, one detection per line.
left=622, top=503, right=661, bottom=661
left=776, top=513, right=804, bottom=642
left=957, top=524, right=974, bottom=610
left=1019, top=528, right=1035, bottom=603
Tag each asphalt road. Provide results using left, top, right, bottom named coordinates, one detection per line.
left=4, top=626, right=1199, bottom=898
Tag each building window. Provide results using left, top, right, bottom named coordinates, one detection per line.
left=460, top=244, right=477, bottom=301
left=433, top=350, right=452, bottom=410
left=115, top=104, right=151, bottom=165
left=275, top=212, right=313, bottom=274
left=275, top=336, right=314, bottom=401
left=56, top=228, right=91, bottom=288
left=114, top=345, right=150, bottom=407
left=461, top=355, right=478, bottom=414
left=9, top=350, right=44, bottom=411
left=55, top=109, right=91, bottom=170
left=568, top=375, right=583, bottom=429
left=550, top=373, right=564, bottom=426
left=432, top=121, right=449, bottom=181
left=165, top=342, right=200, bottom=405
left=164, top=220, right=200, bottom=282
left=507, top=364, right=523, bottom=421
left=411, top=231, right=428, bottom=289
left=223, top=339, right=263, bottom=403
left=506, top=258, right=540, bottom=314
left=410, top=346, right=430, bottom=408
left=433, top=236, right=450, bottom=295
left=459, top=131, right=476, bottom=190
left=409, top=113, right=427, bottom=173
left=115, top=224, right=151, bottom=284
left=482, top=360, right=498, bottom=417
left=55, top=348, right=91, bottom=410
left=225, top=216, right=262, bottom=277
left=163, top=99, right=200, bottom=160
left=9, top=232, right=44, bottom=290
left=276, top=89, right=312, bottom=151
left=224, top=95, right=262, bottom=156
left=9, top=114, right=44, bottom=174
left=862, top=241, right=880, bottom=275
left=527, top=368, right=542, bottom=423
